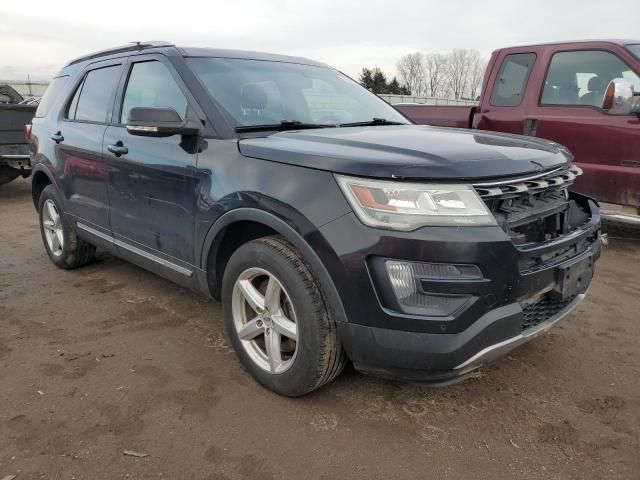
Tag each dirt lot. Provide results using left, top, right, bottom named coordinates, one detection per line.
left=1, top=177, right=639, bottom=480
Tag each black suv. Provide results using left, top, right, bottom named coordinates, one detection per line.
left=28, top=42, right=601, bottom=396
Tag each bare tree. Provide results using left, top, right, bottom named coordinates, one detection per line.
left=466, top=50, right=486, bottom=100
left=396, top=52, right=425, bottom=96
left=424, top=53, right=447, bottom=97
left=446, top=49, right=472, bottom=100
left=391, top=48, right=487, bottom=100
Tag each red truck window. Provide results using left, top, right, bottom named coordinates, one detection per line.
left=490, top=53, right=536, bottom=107
left=541, top=50, right=640, bottom=108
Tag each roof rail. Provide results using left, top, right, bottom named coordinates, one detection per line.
left=65, top=41, right=175, bottom=66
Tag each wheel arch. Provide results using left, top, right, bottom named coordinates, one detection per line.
left=31, top=166, right=55, bottom=210
left=201, top=208, right=347, bottom=324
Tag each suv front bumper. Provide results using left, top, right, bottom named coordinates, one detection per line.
left=317, top=194, right=601, bottom=384
left=340, top=289, right=588, bottom=384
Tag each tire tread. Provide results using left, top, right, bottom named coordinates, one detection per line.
left=260, top=236, right=346, bottom=392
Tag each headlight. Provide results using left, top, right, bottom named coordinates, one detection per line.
left=335, top=175, right=496, bottom=231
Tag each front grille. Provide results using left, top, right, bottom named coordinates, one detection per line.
left=473, top=165, right=582, bottom=200
left=472, top=165, right=592, bottom=250
left=520, top=293, right=577, bottom=331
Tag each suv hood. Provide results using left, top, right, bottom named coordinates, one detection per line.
left=238, top=125, right=570, bottom=180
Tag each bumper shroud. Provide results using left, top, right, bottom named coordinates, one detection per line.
left=317, top=195, right=601, bottom=384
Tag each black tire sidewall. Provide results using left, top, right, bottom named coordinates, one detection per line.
left=38, top=185, right=79, bottom=268
left=222, top=238, right=329, bottom=396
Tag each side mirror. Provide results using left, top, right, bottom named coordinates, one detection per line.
left=126, top=107, right=200, bottom=137
left=601, top=78, right=636, bottom=115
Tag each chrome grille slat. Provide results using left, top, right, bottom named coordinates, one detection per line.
left=473, top=165, right=582, bottom=199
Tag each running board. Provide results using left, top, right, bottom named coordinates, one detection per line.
left=76, top=222, right=193, bottom=277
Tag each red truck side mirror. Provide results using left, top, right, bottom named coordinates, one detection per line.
left=602, top=78, right=637, bottom=115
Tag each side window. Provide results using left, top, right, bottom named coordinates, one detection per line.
left=35, top=76, right=70, bottom=118
left=490, top=53, right=536, bottom=107
left=71, top=65, right=122, bottom=122
left=541, top=50, right=640, bottom=107
left=121, top=61, right=188, bottom=123
left=66, top=78, right=83, bottom=120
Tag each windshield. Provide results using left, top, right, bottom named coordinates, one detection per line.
left=627, top=44, right=640, bottom=61
left=187, top=57, right=409, bottom=128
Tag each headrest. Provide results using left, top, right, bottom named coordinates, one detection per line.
left=588, top=76, right=606, bottom=92
left=241, top=83, right=268, bottom=110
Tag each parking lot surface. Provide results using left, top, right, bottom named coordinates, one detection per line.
left=1, top=178, right=639, bottom=480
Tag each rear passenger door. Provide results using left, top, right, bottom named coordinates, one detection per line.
left=103, top=55, right=200, bottom=272
left=57, top=60, right=124, bottom=234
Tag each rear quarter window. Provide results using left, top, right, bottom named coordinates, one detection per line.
left=34, top=76, right=70, bottom=118
left=490, top=53, right=536, bottom=107
left=72, top=65, right=123, bottom=123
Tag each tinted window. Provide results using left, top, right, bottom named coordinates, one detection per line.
left=66, top=79, right=83, bottom=120
left=121, top=61, right=188, bottom=123
left=187, top=58, right=409, bottom=126
left=73, top=65, right=122, bottom=122
left=541, top=50, right=640, bottom=107
left=490, top=53, right=536, bottom=107
left=35, top=76, right=70, bottom=118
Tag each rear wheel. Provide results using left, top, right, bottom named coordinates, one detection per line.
left=222, top=236, right=346, bottom=396
left=38, top=185, right=96, bottom=269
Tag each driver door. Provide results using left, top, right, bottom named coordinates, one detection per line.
left=528, top=48, right=640, bottom=206
left=103, top=56, right=201, bottom=275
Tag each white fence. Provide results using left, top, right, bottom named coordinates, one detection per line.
left=378, top=94, right=477, bottom=106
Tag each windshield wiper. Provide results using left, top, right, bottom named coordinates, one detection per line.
left=339, top=118, right=407, bottom=127
left=235, top=120, right=335, bottom=133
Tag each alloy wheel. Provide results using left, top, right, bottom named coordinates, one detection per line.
left=231, top=267, right=299, bottom=374
left=42, top=199, right=64, bottom=257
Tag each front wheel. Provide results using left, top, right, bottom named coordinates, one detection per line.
left=222, top=236, right=346, bottom=396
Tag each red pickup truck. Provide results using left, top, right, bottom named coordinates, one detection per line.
left=397, top=40, right=640, bottom=225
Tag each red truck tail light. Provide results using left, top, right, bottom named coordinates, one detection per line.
left=24, top=123, right=32, bottom=140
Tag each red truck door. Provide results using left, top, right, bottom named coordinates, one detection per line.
left=474, top=51, right=538, bottom=135
left=524, top=47, right=640, bottom=209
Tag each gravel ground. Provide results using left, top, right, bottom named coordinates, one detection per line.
left=1, top=177, right=639, bottom=480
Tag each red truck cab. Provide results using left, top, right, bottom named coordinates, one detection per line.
left=398, top=40, right=640, bottom=224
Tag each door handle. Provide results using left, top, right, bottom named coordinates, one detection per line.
left=107, top=141, right=128, bottom=157
left=51, top=131, right=64, bottom=144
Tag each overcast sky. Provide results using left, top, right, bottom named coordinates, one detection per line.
left=1, top=0, right=638, bottom=81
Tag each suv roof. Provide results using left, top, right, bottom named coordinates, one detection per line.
left=65, top=41, right=175, bottom=66
left=176, top=47, right=327, bottom=67
left=64, top=41, right=327, bottom=70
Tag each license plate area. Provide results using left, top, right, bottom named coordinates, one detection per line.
left=552, top=254, right=594, bottom=300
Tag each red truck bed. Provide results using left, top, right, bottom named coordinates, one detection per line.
left=395, top=105, right=476, bottom=129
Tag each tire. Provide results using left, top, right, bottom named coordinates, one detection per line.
left=38, top=185, right=96, bottom=269
left=222, top=235, right=346, bottom=396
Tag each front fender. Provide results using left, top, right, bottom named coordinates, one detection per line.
left=201, top=207, right=348, bottom=324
